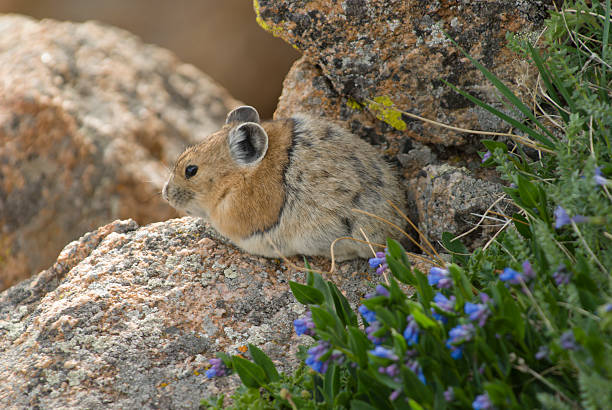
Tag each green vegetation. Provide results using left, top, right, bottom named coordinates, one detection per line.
left=202, top=1, right=611, bottom=408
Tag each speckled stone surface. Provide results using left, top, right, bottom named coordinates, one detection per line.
left=0, top=217, right=429, bottom=407
left=258, top=0, right=552, bottom=154
left=409, top=164, right=514, bottom=248
left=0, top=15, right=242, bottom=290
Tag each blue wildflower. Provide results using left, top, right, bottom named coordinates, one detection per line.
left=594, top=166, right=607, bottom=186
left=403, top=315, right=420, bottom=346
left=305, top=341, right=331, bottom=373
left=431, top=308, right=448, bottom=324
left=293, top=311, right=315, bottom=336
left=464, top=301, right=490, bottom=327
left=605, top=303, right=612, bottom=313
left=448, top=345, right=463, bottom=359
left=552, top=264, right=572, bottom=286
left=369, top=346, right=398, bottom=360
left=482, top=151, right=492, bottom=163
left=434, top=292, right=456, bottom=313
left=369, top=251, right=388, bottom=275
left=444, top=387, right=455, bottom=402
left=499, top=267, right=523, bottom=284
left=473, top=392, right=494, bottom=410
left=358, top=304, right=377, bottom=323
left=205, top=358, right=229, bottom=378
left=428, top=266, right=452, bottom=289
left=560, top=330, right=578, bottom=351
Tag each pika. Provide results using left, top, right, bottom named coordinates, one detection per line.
left=162, top=106, right=405, bottom=261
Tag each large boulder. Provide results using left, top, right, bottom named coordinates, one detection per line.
left=257, top=0, right=552, bottom=154
left=0, top=15, right=241, bottom=290
left=0, top=217, right=417, bottom=408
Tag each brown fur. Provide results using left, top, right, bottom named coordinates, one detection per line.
left=163, top=107, right=405, bottom=261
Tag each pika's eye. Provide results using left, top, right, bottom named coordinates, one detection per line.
left=185, top=165, right=198, bottom=179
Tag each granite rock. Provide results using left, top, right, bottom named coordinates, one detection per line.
left=259, top=0, right=551, bottom=155
left=409, top=164, right=513, bottom=249
left=0, top=217, right=429, bottom=407
left=0, top=15, right=242, bottom=290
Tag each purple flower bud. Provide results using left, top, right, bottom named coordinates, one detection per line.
left=554, top=206, right=572, bottom=228
left=305, top=341, right=331, bottom=373
left=560, top=330, right=578, bottom=351
left=366, top=321, right=385, bottom=345
left=448, top=323, right=475, bottom=345
left=482, top=151, right=492, bottom=163
left=555, top=205, right=588, bottom=228
left=389, top=389, right=401, bottom=401
left=205, top=358, right=230, bottom=378
left=428, top=266, right=452, bottom=289
left=375, top=284, right=389, bottom=297
left=522, top=260, right=536, bottom=280
left=444, top=387, right=455, bottom=402
left=552, top=264, right=572, bottom=286
left=472, top=393, right=494, bottom=410
left=406, top=359, right=426, bottom=384
left=605, top=303, right=612, bottom=313
left=535, top=345, right=549, bottom=360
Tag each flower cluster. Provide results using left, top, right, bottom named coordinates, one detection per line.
left=205, top=358, right=230, bottom=378
left=305, top=341, right=345, bottom=373
left=293, top=311, right=315, bottom=337
left=369, top=251, right=388, bottom=275
left=428, top=266, right=452, bottom=289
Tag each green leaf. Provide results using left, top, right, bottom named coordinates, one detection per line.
left=232, top=356, right=267, bottom=389
left=517, top=175, right=539, bottom=209
left=414, top=269, right=434, bottom=308
left=310, top=306, right=337, bottom=330
left=409, top=303, right=438, bottom=329
left=512, top=213, right=532, bottom=239
left=323, top=364, right=340, bottom=404
left=408, top=399, right=425, bottom=410
left=348, top=326, right=371, bottom=368
left=442, top=232, right=468, bottom=266
left=328, top=281, right=358, bottom=327
left=248, top=344, right=279, bottom=382
left=350, top=400, right=378, bottom=410
left=387, top=238, right=412, bottom=267
left=289, top=281, right=324, bottom=305
left=482, top=139, right=508, bottom=153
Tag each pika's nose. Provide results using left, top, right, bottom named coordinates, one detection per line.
left=162, top=181, right=169, bottom=201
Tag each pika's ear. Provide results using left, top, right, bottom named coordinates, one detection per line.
left=228, top=122, right=268, bottom=166
left=226, top=105, right=260, bottom=125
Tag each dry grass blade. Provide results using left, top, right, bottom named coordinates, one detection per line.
left=385, top=200, right=444, bottom=265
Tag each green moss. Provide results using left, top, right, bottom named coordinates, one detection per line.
left=253, top=0, right=285, bottom=39
left=346, top=98, right=363, bottom=110
left=367, top=96, right=407, bottom=131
